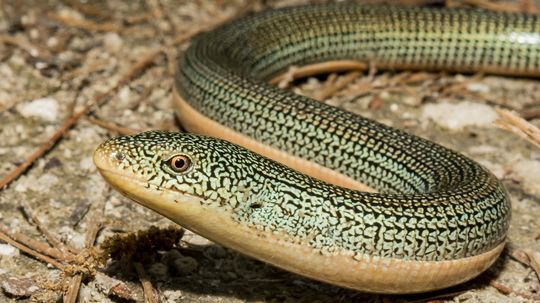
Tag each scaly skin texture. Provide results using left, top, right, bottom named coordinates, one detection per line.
left=93, top=3, right=526, bottom=293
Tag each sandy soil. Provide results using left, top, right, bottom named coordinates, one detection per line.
left=0, top=0, right=539, bottom=302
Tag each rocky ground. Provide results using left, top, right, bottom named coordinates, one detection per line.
left=0, top=0, right=539, bottom=302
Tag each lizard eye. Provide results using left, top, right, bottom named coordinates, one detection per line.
left=168, top=155, right=191, bottom=173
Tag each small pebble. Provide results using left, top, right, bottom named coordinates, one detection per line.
left=182, top=230, right=213, bottom=246
left=21, top=12, right=36, bottom=26
left=469, top=145, right=498, bottom=154
left=379, top=91, right=390, bottom=100
left=17, top=98, right=59, bottom=122
left=421, top=101, right=498, bottom=130
left=76, top=127, right=101, bottom=143
left=63, top=148, right=73, bottom=158
left=104, top=32, right=123, bottom=53
left=9, top=219, right=20, bottom=231
left=47, top=37, right=58, bottom=48
left=58, top=226, right=85, bottom=249
left=511, top=159, right=540, bottom=196
left=94, top=272, right=134, bottom=300
left=402, top=95, right=422, bottom=106
left=163, top=290, right=184, bottom=302
left=80, top=156, right=95, bottom=172
left=29, top=28, right=39, bottom=40
left=466, top=82, right=490, bottom=93
left=117, top=86, right=131, bottom=106
left=0, top=276, right=39, bottom=298
left=10, top=54, right=25, bottom=67
left=0, top=244, right=19, bottom=257
left=108, top=196, right=123, bottom=207
left=14, top=183, right=27, bottom=193
left=14, top=173, right=60, bottom=193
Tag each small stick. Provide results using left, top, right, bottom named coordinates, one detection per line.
left=0, top=34, right=51, bottom=59
left=47, top=12, right=124, bottom=32
left=0, top=48, right=163, bottom=190
left=520, top=0, right=533, bottom=12
left=64, top=275, right=83, bottom=303
left=524, top=249, right=540, bottom=282
left=166, top=49, right=176, bottom=79
left=275, top=66, right=299, bottom=89
left=62, top=61, right=109, bottom=81
left=336, top=79, right=375, bottom=98
left=64, top=190, right=107, bottom=303
left=521, top=108, right=540, bottom=120
left=134, top=263, right=158, bottom=303
left=457, top=0, right=540, bottom=14
left=313, top=71, right=362, bottom=101
left=124, top=13, right=153, bottom=25
left=269, top=60, right=368, bottom=86
left=21, top=202, right=79, bottom=255
left=490, top=281, right=540, bottom=300
left=441, top=72, right=484, bottom=95
left=0, top=223, right=71, bottom=261
left=508, top=248, right=531, bottom=267
left=87, top=117, right=138, bottom=136
left=495, top=108, right=540, bottom=148
left=534, top=229, right=540, bottom=240
left=0, top=230, right=66, bottom=271
left=311, top=73, right=337, bottom=100
left=84, top=215, right=103, bottom=249
left=63, top=0, right=113, bottom=19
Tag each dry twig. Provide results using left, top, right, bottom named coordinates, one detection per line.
left=269, top=60, right=368, bottom=88
left=47, top=12, right=124, bottom=32
left=534, top=229, right=540, bottom=240
left=63, top=190, right=107, bottom=303
left=87, top=117, right=138, bottom=135
left=63, top=0, right=113, bottom=19
left=313, top=71, right=362, bottom=101
left=134, top=263, right=158, bottom=303
left=524, top=249, right=540, bottom=282
left=64, top=275, right=83, bottom=303
left=0, top=228, right=67, bottom=271
left=495, top=108, right=540, bottom=148
left=62, top=61, right=110, bottom=81
left=0, top=223, right=72, bottom=263
left=508, top=248, right=532, bottom=267
left=490, top=280, right=540, bottom=300
left=0, top=48, right=163, bottom=190
left=21, top=202, right=79, bottom=255
left=0, top=34, right=51, bottom=59
left=521, top=108, right=540, bottom=120
left=447, top=0, right=540, bottom=14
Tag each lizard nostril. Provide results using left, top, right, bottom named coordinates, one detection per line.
left=112, top=152, right=125, bottom=162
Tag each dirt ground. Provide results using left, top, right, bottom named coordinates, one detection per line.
left=0, top=0, right=539, bottom=302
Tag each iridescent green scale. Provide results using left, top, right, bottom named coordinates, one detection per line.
left=168, top=4, right=529, bottom=260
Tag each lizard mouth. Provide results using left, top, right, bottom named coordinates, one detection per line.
left=93, top=144, right=208, bottom=217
